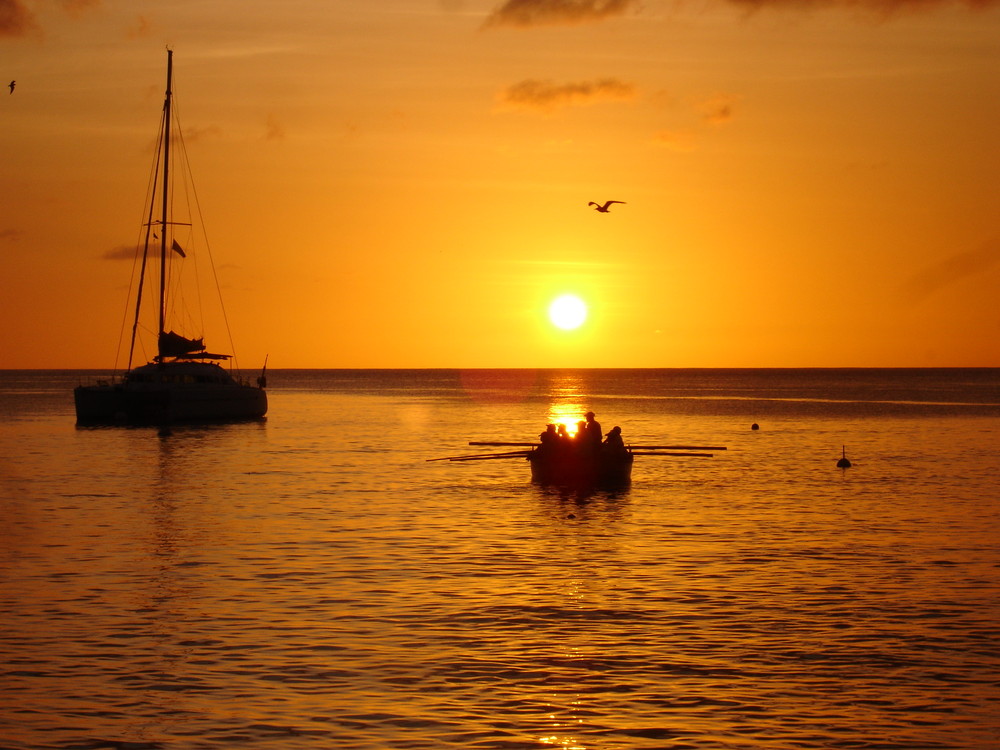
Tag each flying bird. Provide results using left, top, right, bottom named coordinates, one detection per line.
left=8, top=81, right=14, bottom=95
left=588, top=200, right=625, bottom=213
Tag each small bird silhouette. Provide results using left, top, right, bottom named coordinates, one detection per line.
left=588, top=200, right=625, bottom=213
left=8, top=81, right=14, bottom=95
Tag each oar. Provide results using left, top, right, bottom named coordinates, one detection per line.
left=427, top=450, right=530, bottom=462
left=631, top=451, right=714, bottom=458
left=629, top=444, right=727, bottom=451
left=447, top=453, right=531, bottom=462
left=469, top=441, right=539, bottom=447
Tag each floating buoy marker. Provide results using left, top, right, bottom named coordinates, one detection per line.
left=751, top=423, right=759, bottom=431
left=836, top=446, right=851, bottom=469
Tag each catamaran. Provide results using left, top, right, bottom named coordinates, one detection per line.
left=75, top=51, right=267, bottom=425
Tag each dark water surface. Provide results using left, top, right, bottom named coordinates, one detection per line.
left=2, top=369, right=999, bottom=749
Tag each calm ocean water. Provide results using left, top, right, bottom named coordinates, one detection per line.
left=1, top=368, right=999, bottom=750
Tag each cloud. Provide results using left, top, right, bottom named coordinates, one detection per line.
left=103, top=245, right=138, bottom=261
left=0, top=228, right=22, bottom=241
left=177, top=124, right=223, bottom=144
left=652, top=130, right=698, bottom=152
left=482, top=0, right=997, bottom=28
left=727, top=0, right=997, bottom=12
left=263, top=114, right=286, bottom=141
left=698, top=94, right=739, bottom=126
left=2, top=0, right=100, bottom=37
left=128, top=14, right=151, bottom=39
left=0, top=0, right=36, bottom=36
left=902, top=240, right=1000, bottom=302
left=483, top=0, right=637, bottom=29
left=58, top=0, right=99, bottom=17
left=498, top=78, right=636, bottom=113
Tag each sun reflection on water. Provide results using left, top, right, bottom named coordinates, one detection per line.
left=545, top=374, right=590, bottom=436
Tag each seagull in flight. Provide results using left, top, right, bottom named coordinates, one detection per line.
left=588, top=200, right=625, bottom=213
left=8, top=81, right=14, bottom=95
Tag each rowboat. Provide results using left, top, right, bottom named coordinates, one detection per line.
left=527, top=444, right=634, bottom=486
left=431, top=432, right=724, bottom=487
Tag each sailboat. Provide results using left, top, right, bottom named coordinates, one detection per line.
left=75, top=50, right=267, bottom=425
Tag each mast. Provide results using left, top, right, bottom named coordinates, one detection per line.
left=158, top=49, right=172, bottom=358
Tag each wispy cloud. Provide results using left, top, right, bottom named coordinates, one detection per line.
left=103, top=245, right=138, bottom=261
left=498, top=78, right=636, bottom=113
left=127, top=14, right=151, bottom=39
left=1, top=0, right=100, bottom=37
left=263, top=114, right=286, bottom=141
left=178, top=125, right=224, bottom=144
left=0, top=228, right=22, bottom=241
left=652, top=130, right=698, bottom=152
left=698, top=94, right=739, bottom=126
left=0, top=0, right=36, bottom=36
left=902, top=240, right=1000, bottom=302
left=482, top=0, right=997, bottom=29
left=483, top=0, right=638, bottom=29
left=58, top=0, right=100, bottom=17
left=728, top=0, right=998, bottom=11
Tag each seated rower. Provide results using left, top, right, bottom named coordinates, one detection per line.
left=538, top=424, right=558, bottom=452
left=603, top=425, right=625, bottom=452
left=584, top=411, right=602, bottom=450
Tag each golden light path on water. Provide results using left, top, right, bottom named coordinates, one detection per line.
left=545, top=373, right=588, bottom=435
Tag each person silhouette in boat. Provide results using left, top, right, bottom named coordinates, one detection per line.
left=603, top=425, right=625, bottom=452
left=583, top=411, right=603, bottom=451
left=538, top=424, right=558, bottom=453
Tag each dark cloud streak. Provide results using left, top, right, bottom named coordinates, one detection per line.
left=484, top=0, right=638, bottom=29
left=729, top=0, right=996, bottom=10
left=483, top=0, right=998, bottom=29
left=1, top=0, right=100, bottom=38
left=103, top=245, right=139, bottom=261
left=499, top=77, right=636, bottom=112
left=0, top=0, right=36, bottom=36
left=903, top=240, right=1000, bottom=302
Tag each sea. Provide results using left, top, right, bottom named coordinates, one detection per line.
left=1, top=368, right=998, bottom=750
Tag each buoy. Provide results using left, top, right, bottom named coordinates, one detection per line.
left=836, top=446, right=851, bottom=468
left=751, top=423, right=759, bottom=431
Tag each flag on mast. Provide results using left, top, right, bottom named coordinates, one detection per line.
left=171, top=239, right=186, bottom=258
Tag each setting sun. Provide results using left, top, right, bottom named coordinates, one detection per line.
left=548, top=295, right=588, bottom=331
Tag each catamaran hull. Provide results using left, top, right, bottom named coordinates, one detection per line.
left=527, top=449, right=634, bottom=487
left=74, top=383, right=267, bottom=425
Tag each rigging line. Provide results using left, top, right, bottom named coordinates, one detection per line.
left=173, top=101, right=242, bottom=373
left=115, top=110, right=166, bottom=374
left=129, top=113, right=167, bottom=372
left=170, top=103, right=204, bottom=348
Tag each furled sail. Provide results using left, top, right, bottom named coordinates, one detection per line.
left=159, top=330, right=205, bottom=358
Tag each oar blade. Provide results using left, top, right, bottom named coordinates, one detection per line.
left=448, top=453, right=531, bottom=462
left=469, top=441, right=539, bottom=447
left=428, top=450, right=531, bottom=462
left=629, top=444, right=727, bottom=451
left=631, top=451, right=714, bottom=458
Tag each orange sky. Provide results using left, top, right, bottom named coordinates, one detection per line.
left=2, top=0, right=999, bottom=368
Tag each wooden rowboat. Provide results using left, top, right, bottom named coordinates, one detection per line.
left=526, top=445, right=634, bottom=487
left=430, top=434, right=724, bottom=488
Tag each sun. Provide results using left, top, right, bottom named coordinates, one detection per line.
left=548, top=294, right=588, bottom=330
